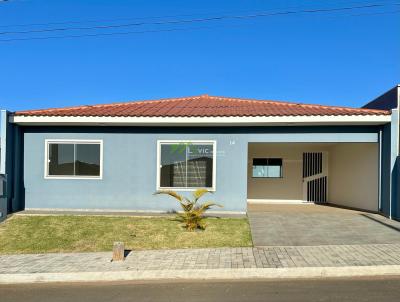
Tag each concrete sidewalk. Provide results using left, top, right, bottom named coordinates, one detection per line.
left=2, top=244, right=400, bottom=283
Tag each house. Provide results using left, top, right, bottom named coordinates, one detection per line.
left=1, top=85, right=400, bottom=222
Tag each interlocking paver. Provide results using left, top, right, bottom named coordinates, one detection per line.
left=1, top=244, right=400, bottom=274
left=248, top=204, right=400, bottom=247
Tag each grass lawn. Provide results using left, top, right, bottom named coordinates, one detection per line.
left=0, top=215, right=252, bottom=254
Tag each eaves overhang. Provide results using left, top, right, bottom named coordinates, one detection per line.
left=10, top=114, right=392, bottom=126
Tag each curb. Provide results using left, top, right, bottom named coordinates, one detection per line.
left=1, top=266, right=400, bottom=284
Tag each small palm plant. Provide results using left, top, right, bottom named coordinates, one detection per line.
left=154, top=189, right=222, bottom=231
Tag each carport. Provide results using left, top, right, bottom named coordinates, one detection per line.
left=248, top=203, right=400, bottom=246
left=245, top=141, right=397, bottom=246
left=247, top=142, right=380, bottom=212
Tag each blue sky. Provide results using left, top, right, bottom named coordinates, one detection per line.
left=0, top=0, right=399, bottom=111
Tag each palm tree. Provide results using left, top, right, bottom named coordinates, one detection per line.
left=154, top=189, right=222, bottom=231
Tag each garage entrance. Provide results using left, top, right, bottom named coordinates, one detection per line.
left=247, top=143, right=379, bottom=212
left=248, top=203, right=400, bottom=246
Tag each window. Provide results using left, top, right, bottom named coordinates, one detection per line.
left=157, top=141, right=216, bottom=190
left=252, top=158, right=282, bottom=178
left=45, top=140, right=102, bottom=179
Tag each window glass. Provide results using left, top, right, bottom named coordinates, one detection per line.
left=252, top=165, right=265, bottom=178
left=186, top=144, right=213, bottom=187
left=267, top=165, right=281, bottom=178
left=252, top=158, right=282, bottom=178
left=159, top=142, right=214, bottom=189
left=48, top=143, right=74, bottom=176
left=75, top=144, right=101, bottom=176
left=160, top=143, right=187, bottom=187
left=47, top=142, right=101, bottom=178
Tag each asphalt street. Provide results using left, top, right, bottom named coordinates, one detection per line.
left=1, top=277, right=400, bottom=302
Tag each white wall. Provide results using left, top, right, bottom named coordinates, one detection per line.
left=328, top=143, right=379, bottom=212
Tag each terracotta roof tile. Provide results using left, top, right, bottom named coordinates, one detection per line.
left=14, top=95, right=390, bottom=117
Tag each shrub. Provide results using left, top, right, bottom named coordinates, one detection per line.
left=154, top=189, right=222, bottom=231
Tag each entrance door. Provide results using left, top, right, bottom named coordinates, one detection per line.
left=302, top=152, right=328, bottom=203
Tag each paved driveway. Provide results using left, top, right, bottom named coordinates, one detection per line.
left=248, top=204, right=400, bottom=246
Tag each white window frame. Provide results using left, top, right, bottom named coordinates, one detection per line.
left=156, top=140, right=217, bottom=191
left=44, top=139, right=103, bottom=180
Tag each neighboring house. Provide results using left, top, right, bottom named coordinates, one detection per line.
left=1, top=85, right=400, bottom=221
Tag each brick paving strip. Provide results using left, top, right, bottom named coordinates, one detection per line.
left=1, top=244, right=400, bottom=283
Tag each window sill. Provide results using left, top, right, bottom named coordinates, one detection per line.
left=157, top=187, right=216, bottom=192
left=44, top=176, right=102, bottom=180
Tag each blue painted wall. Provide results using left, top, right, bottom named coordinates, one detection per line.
left=24, top=129, right=248, bottom=212
left=21, top=126, right=380, bottom=213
